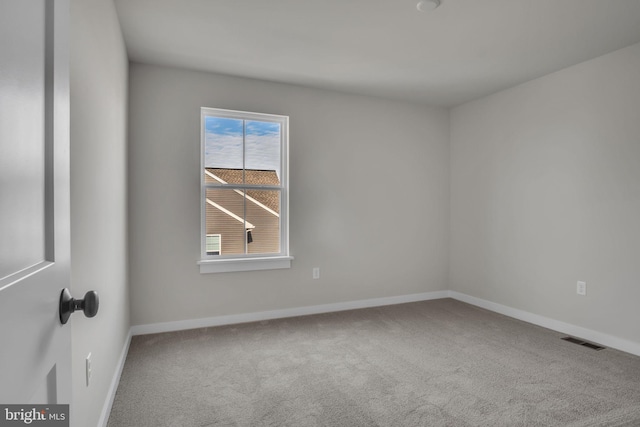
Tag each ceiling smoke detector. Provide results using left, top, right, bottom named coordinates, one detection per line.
left=417, top=0, right=440, bottom=11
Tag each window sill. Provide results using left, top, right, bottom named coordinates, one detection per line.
left=198, top=256, right=293, bottom=274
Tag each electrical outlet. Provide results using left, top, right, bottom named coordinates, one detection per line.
left=86, top=353, right=92, bottom=387
left=312, top=267, right=320, bottom=279
left=577, top=281, right=587, bottom=296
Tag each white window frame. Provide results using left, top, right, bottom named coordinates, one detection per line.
left=198, top=107, right=292, bottom=273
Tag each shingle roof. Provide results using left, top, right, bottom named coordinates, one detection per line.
left=205, top=168, right=280, bottom=214
left=207, top=168, right=280, bottom=186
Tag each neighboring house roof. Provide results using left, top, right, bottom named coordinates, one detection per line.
left=208, top=168, right=280, bottom=186
left=205, top=168, right=280, bottom=214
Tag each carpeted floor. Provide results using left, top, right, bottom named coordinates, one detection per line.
left=107, top=299, right=640, bottom=426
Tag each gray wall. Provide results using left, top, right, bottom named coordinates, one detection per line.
left=70, top=0, right=129, bottom=425
left=128, top=63, right=450, bottom=326
left=450, top=42, right=640, bottom=344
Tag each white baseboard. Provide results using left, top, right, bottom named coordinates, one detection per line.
left=131, top=290, right=450, bottom=336
left=448, top=291, right=640, bottom=357
left=98, top=329, right=132, bottom=427
left=130, top=289, right=640, bottom=357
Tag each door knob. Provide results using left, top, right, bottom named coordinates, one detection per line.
left=59, top=288, right=99, bottom=324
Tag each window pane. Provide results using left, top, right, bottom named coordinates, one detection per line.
left=205, top=188, right=247, bottom=255
left=204, top=116, right=243, bottom=184
left=245, top=120, right=281, bottom=184
left=205, top=188, right=281, bottom=256
left=245, top=190, right=280, bottom=254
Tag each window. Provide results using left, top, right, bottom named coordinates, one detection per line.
left=199, top=108, right=292, bottom=273
left=205, top=234, right=221, bottom=255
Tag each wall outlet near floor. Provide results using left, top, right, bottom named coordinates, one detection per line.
left=577, top=281, right=587, bottom=296
left=86, top=353, right=92, bottom=387
left=312, top=267, right=320, bottom=279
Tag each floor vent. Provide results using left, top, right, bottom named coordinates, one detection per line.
left=562, top=336, right=605, bottom=351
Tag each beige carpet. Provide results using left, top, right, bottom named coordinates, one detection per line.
left=107, top=299, right=640, bottom=426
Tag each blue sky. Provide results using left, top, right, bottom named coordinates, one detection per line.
left=205, top=117, right=281, bottom=177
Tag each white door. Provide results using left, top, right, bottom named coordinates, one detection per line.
left=0, top=0, right=72, bottom=405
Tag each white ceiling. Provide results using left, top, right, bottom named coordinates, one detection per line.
left=114, top=0, right=640, bottom=107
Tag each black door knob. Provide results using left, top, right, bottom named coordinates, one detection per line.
left=59, top=288, right=99, bottom=325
